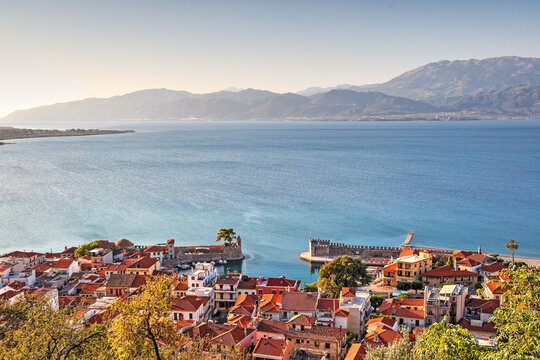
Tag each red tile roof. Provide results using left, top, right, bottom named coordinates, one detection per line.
left=341, top=287, right=356, bottom=297
left=345, top=343, right=364, bottom=360
left=317, top=298, right=339, bottom=312
left=265, top=277, right=300, bottom=288
left=458, top=319, right=496, bottom=334
left=253, top=338, right=286, bottom=358
left=55, top=258, right=75, bottom=269
left=364, top=326, right=402, bottom=346
left=421, top=265, right=478, bottom=277
left=280, top=292, right=317, bottom=312
left=480, top=263, right=507, bottom=273
left=126, top=256, right=158, bottom=270
left=366, top=317, right=396, bottom=328
left=394, top=307, right=424, bottom=319
left=144, top=245, right=168, bottom=253
left=172, top=296, right=208, bottom=312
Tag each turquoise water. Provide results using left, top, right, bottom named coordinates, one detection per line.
left=1, top=120, right=539, bottom=283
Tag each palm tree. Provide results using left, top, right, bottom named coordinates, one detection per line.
left=506, top=238, right=519, bottom=263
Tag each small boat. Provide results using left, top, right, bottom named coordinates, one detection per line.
left=211, top=261, right=215, bottom=265
left=222, top=260, right=227, bottom=264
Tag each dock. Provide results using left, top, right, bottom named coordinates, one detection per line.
left=401, top=231, right=414, bottom=249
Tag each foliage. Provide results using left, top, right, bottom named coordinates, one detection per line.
left=431, top=256, right=446, bottom=269
left=414, top=318, right=480, bottom=360
left=108, top=275, right=182, bottom=360
left=370, top=294, right=384, bottom=311
left=397, top=293, right=411, bottom=299
left=505, top=238, right=519, bottom=263
left=216, top=228, right=237, bottom=244
left=346, top=331, right=356, bottom=343
left=75, top=239, right=102, bottom=257
left=489, top=266, right=540, bottom=359
left=396, top=281, right=411, bottom=291
left=476, top=288, right=483, bottom=297
left=317, top=256, right=372, bottom=297
left=475, top=282, right=483, bottom=290
left=0, top=293, right=110, bottom=360
left=364, top=327, right=414, bottom=360
left=304, top=282, right=319, bottom=292
left=411, top=280, right=423, bottom=293
left=446, top=256, right=454, bottom=267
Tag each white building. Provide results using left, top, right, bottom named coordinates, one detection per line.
left=187, top=263, right=217, bottom=288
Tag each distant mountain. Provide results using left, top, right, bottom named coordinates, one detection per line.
left=1, top=88, right=437, bottom=122
left=445, top=85, right=540, bottom=115
left=298, top=57, right=540, bottom=105
left=2, top=56, right=539, bottom=122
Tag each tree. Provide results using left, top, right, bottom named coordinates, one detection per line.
left=364, top=327, right=414, bottom=360
left=414, top=318, right=480, bottom=360
left=75, top=239, right=102, bottom=257
left=397, top=293, right=411, bottom=299
left=446, top=256, right=454, bottom=267
left=411, top=280, right=423, bottom=294
left=108, top=275, right=182, bottom=360
left=370, top=295, right=384, bottom=311
left=490, top=266, right=540, bottom=359
left=216, top=228, right=237, bottom=244
left=505, top=238, right=519, bottom=263
left=0, top=292, right=110, bottom=360
left=396, top=281, right=411, bottom=292
left=317, top=256, right=372, bottom=297
left=304, top=282, right=319, bottom=292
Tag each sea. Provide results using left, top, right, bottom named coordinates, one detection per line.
left=1, top=119, right=539, bottom=284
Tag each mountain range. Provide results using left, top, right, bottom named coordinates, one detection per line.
left=2, top=56, right=539, bottom=122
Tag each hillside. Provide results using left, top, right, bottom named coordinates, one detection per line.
left=298, top=56, right=540, bottom=105
left=445, top=85, right=540, bottom=115
left=1, top=89, right=437, bottom=122
left=2, top=56, right=540, bottom=122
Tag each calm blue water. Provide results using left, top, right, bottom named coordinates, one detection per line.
left=1, top=120, right=539, bottom=283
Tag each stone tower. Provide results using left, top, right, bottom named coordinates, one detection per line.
left=167, top=239, right=175, bottom=259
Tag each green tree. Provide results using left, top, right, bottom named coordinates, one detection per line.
left=370, top=295, right=384, bottom=311
left=505, top=238, right=519, bottom=263
left=490, top=266, right=540, bottom=359
left=411, top=280, right=423, bottom=294
left=304, top=282, right=319, bottom=292
left=75, top=239, right=102, bottom=257
left=216, top=228, right=237, bottom=244
left=446, top=256, right=454, bottom=267
left=397, top=293, right=411, bottom=299
left=396, top=281, right=411, bottom=292
left=414, top=318, right=480, bottom=360
left=364, top=327, right=414, bottom=360
left=317, top=256, right=372, bottom=297
left=0, top=293, right=110, bottom=360
left=108, top=275, right=182, bottom=360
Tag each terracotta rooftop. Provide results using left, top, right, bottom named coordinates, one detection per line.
left=344, top=343, right=364, bottom=360
left=366, top=316, right=396, bottom=329
left=264, top=277, right=301, bottom=288
left=480, top=263, right=507, bottom=273
left=3, top=251, right=43, bottom=258
left=55, top=258, right=75, bottom=269
left=253, top=338, right=286, bottom=358
left=364, top=326, right=402, bottom=346
left=280, top=292, right=317, bottom=312
left=286, top=325, right=347, bottom=343
left=421, top=265, right=478, bottom=278
left=172, top=296, right=208, bottom=312
left=257, top=319, right=288, bottom=335
left=341, top=287, right=356, bottom=297
left=144, top=245, right=168, bottom=253
left=458, top=318, right=496, bottom=334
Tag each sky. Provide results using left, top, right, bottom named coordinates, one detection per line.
left=1, top=0, right=539, bottom=116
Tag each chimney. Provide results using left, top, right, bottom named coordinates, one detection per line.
left=374, top=332, right=379, bottom=343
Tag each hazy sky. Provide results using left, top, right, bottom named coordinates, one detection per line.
left=1, top=0, right=539, bottom=116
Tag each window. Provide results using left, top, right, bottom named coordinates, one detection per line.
left=272, top=290, right=276, bottom=294
left=279, top=290, right=283, bottom=294
left=189, top=313, right=193, bottom=320
left=325, top=343, right=330, bottom=349
left=296, top=339, right=300, bottom=344
left=258, top=290, right=262, bottom=295
left=314, top=342, right=319, bottom=347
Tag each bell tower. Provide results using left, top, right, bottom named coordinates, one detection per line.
left=167, top=239, right=175, bottom=259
